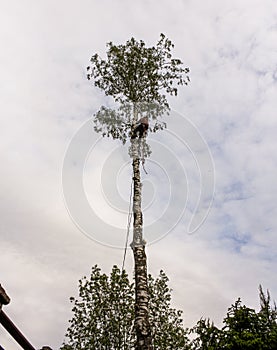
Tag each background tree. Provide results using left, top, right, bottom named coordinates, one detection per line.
left=87, top=34, right=189, bottom=349
left=61, top=266, right=277, bottom=350
left=191, top=286, right=277, bottom=350
left=148, top=271, right=190, bottom=349
left=61, top=265, right=190, bottom=350
left=190, top=318, right=222, bottom=350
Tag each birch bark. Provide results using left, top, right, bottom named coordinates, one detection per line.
left=130, top=104, right=152, bottom=350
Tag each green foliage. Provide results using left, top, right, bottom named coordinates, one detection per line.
left=148, top=271, right=190, bottom=349
left=190, top=318, right=222, bottom=350
left=87, top=33, right=189, bottom=107
left=61, top=266, right=190, bottom=350
left=87, top=34, right=189, bottom=146
left=191, top=286, right=277, bottom=350
left=93, top=102, right=166, bottom=145
left=61, top=266, right=277, bottom=350
left=63, top=265, right=134, bottom=350
left=221, top=298, right=265, bottom=349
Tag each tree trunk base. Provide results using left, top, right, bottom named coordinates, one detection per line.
left=132, top=244, right=153, bottom=350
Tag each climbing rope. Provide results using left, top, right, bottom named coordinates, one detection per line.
left=140, top=138, right=148, bottom=174
left=142, top=158, right=148, bottom=174
left=121, top=135, right=149, bottom=272
left=121, top=178, right=133, bottom=273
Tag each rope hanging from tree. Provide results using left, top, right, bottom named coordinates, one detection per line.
left=121, top=179, right=133, bottom=273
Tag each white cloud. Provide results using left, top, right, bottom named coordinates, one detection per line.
left=1, top=0, right=277, bottom=349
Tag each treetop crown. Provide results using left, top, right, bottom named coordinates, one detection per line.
left=87, top=33, right=189, bottom=108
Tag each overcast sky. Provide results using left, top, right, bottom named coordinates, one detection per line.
left=1, top=0, right=277, bottom=349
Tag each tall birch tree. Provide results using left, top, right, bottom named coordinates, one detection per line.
left=87, top=34, right=189, bottom=349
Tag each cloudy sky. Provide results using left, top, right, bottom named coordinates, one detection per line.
left=1, top=0, right=277, bottom=348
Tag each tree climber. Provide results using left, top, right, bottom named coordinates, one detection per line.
left=131, top=117, right=149, bottom=139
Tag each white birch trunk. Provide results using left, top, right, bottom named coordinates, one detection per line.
left=130, top=103, right=153, bottom=350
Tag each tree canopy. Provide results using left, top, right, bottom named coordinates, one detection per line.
left=87, top=33, right=189, bottom=106
left=191, top=285, right=277, bottom=350
left=61, top=266, right=190, bottom=350
left=87, top=34, right=190, bottom=146
left=61, top=266, right=277, bottom=350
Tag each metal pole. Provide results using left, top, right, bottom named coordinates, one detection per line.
left=0, top=310, right=36, bottom=350
left=0, top=284, right=10, bottom=306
